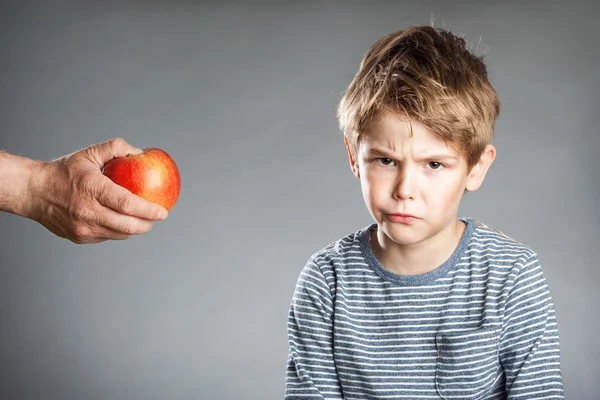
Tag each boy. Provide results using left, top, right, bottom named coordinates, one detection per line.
left=285, top=26, right=564, bottom=399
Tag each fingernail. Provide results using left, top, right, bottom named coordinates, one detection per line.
left=158, top=209, right=168, bottom=220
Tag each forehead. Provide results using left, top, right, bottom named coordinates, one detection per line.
left=360, top=113, right=460, bottom=155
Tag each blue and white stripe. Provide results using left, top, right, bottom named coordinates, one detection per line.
left=286, top=218, right=564, bottom=399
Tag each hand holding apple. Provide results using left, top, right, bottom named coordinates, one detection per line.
left=102, top=148, right=181, bottom=211
left=25, top=138, right=171, bottom=244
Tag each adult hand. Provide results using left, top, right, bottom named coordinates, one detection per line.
left=27, top=138, right=169, bottom=244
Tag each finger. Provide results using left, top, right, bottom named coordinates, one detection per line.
left=96, top=177, right=168, bottom=220
left=92, top=227, right=133, bottom=241
left=87, top=137, right=144, bottom=169
left=67, top=221, right=134, bottom=244
left=96, top=205, right=156, bottom=236
left=72, top=231, right=132, bottom=244
left=74, top=232, right=132, bottom=244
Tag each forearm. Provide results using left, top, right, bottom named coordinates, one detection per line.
left=0, top=149, right=44, bottom=218
left=501, top=255, right=564, bottom=398
left=286, top=261, right=343, bottom=399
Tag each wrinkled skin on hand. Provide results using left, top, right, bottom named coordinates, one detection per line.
left=28, top=138, right=169, bottom=244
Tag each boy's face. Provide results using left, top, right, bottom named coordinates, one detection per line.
left=345, top=112, right=495, bottom=248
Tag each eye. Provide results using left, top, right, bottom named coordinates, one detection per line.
left=427, top=161, right=443, bottom=170
left=377, top=158, right=396, bottom=166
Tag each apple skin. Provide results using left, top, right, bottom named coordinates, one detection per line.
left=102, top=148, right=181, bottom=211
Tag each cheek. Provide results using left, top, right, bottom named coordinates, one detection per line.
left=362, top=169, right=387, bottom=191
left=426, top=176, right=466, bottom=211
left=361, top=169, right=385, bottom=207
left=360, top=174, right=375, bottom=202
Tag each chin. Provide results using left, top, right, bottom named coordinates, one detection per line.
left=378, top=222, right=432, bottom=246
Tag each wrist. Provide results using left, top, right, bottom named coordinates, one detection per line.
left=0, top=151, right=47, bottom=218
left=24, top=159, right=51, bottom=220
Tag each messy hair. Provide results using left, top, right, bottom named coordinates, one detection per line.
left=337, top=25, right=500, bottom=168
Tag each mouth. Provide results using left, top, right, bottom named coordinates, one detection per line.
left=389, top=213, right=418, bottom=218
left=386, top=213, right=420, bottom=223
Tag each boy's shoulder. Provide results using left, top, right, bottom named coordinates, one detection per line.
left=467, top=217, right=538, bottom=260
left=307, top=225, right=369, bottom=264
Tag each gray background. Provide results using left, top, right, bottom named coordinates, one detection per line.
left=1, top=0, right=598, bottom=399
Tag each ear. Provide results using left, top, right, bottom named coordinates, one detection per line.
left=344, top=135, right=360, bottom=179
left=465, top=144, right=496, bottom=192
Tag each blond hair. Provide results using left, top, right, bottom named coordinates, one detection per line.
left=337, top=26, right=500, bottom=168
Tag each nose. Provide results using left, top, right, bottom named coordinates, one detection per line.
left=393, top=166, right=416, bottom=200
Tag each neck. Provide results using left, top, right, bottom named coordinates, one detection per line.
left=371, top=219, right=466, bottom=276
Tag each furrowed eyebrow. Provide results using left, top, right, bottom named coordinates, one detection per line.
left=414, top=154, right=459, bottom=162
left=365, top=148, right=395, bottom=158
left=365, top=148, right=458, bottom=162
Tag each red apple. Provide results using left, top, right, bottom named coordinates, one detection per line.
left=102, top=148, right=181, bottom=211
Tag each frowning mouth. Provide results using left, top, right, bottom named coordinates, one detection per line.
left=386, top=213, right=420, bottom=224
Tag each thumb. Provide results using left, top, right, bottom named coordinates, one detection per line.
left=86, top=138, right=144, bottom=168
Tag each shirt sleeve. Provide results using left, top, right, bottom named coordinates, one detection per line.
left=285, top=258, right=344, bottom=400
left=499, top=253, right=565, bottom=399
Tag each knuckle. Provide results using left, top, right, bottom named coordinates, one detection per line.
left=118, top=220, right=137, bottom=235
left=77, top=173, right=97, bottom=195
left=117, top=193, right=133, bottom=212
left=110, top=137, right=126, bottom=146
left=109, top=137, right=128, bottom=151
left=73, top=205, right=90, bottom=222
left=71, top=224, right=90, bottom=243
left=71, top=203, right=101, bottom=230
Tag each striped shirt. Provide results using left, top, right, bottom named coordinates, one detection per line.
left=286, top=218, right=564, bottom=399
